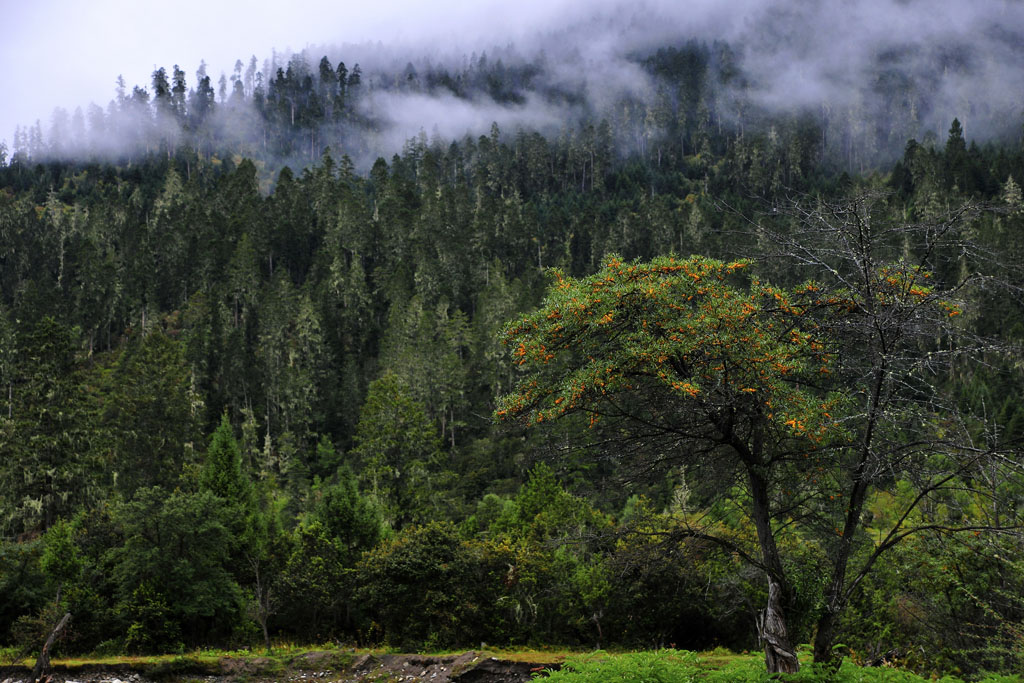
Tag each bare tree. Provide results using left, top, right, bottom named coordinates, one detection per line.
left=750, top=190, right=1024, bottom=667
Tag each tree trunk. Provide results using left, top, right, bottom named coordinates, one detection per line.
left=813, top=605, right=841, bottom=668
left=758, top=577, right=800, bottom=674
left=811, top=489, right=866, bottom=668
left=31, top=612, right=70, bottom=683
left=249, top=553, right=274, bottom=654
left=812, top=362, right=885, bottom=667
left=748, top=466, right=800, bottom=673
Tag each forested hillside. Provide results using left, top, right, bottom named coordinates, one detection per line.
left=1, top=34, right=1023, bottom=677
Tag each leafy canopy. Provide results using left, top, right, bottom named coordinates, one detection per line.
left=496, top=255, right=838, bottom=449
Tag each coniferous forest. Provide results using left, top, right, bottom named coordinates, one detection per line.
left=1, top=31, right=1024, bottom=678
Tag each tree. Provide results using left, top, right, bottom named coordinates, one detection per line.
left=109, top=487, right=243, bottom=651
left=308, top=465, right=382, bottom=564
left=256, top=274, right=327, bottom=461
left=317, top=56, right=336, bottom=100
left=150, top=67, right=176, bottom=157
left=497, top=255, right=832, bottom=672
left=0, top=317, right=93, bottom=536
left=278, top=521, right=346, bottom=640
left=351, top=372, right=443, bottom=528
left=487, top=464, right=613, bottom=646
left=170, top=65, right=187, bottom=121
left=245, top=56, right=258, bottom=97
left=354, top=522, right=484, bottom=650
left=190, top=74, right=216, bottom=128
left=95, top=329, right=201, bottom=496
left=378, top=297, right=470, bottom=447
left=0, top=304, right=14, bottom=418
left=945, top=118, right=968, bottom=190
left=334, top=61, right=348, bottom=116
left=150, top=68, right=170, bottom=111
left=757, top=192, right=1023, bottom=667
left=200, top=413, right=251, bottom=507
left=243, top=483, right=288, bottom=652
left=496, top=244, right=1021, bottom=672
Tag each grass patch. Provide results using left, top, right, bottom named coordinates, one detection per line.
left=536, top=650, right=1024, bottom=683
left=280, top=648, right=356, bottom=671
left=143, top=655, right=222, bottom=680
left=476, top=646, right=569, bottom=664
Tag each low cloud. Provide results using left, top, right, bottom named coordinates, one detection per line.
left=6, top=0, right=1023, bottom=165
left=359, top=91, right=572, bottom=148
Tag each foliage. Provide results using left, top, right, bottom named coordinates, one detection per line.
left=842, top=531, right=1024, bottom=677
left=307, top=465, right=382, bottom=564
left=0, top=39, right=1022, bottom=671
left=497, top=254, right=833, bottom=440
left=0, top=317, right=94, bottom=536
left=601, top=500, right=761, bottom=650
left=108, top=488, right=244, bottom=652
left=94, top=328, right=201, bottom=496
left=481, top=465, right=613, bottom=646
left=351, top=372, right=444, bottom=528
left=277, top=521, right=348, bottom=642
left=200, top=413, right=251, bottom=507
left=355, top=522, right=488, bottom=650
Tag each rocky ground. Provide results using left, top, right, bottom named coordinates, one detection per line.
left=0, top=651, right=558, bottom=683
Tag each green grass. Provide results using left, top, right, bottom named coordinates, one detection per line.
left=536, top=650, right=1024, bottom=683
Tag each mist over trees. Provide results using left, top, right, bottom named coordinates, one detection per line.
left=10, top=5, right=1024, bottom=176
left=1, top=13, right=1024, bottom=678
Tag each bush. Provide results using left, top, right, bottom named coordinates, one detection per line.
left=120, top=583, right=182, bottom=654
left=355, top=522, right=488, bottom=650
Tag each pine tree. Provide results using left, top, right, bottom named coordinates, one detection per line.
left=201, top=413, right=251, bottom=507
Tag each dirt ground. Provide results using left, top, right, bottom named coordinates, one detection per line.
left=0, top=650, right=559, bottom=683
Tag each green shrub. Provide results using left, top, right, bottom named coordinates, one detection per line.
left=355, top=521, right=488, bottom=650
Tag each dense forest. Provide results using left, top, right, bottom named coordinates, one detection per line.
left=1, top=35, right=1024, bottom=677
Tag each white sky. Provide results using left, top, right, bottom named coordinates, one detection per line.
left=0, top=0, right=577, bottom=149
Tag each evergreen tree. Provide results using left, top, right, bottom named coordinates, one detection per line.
left=0, top=317, right=93, bottom=536
left=200, top=413, right=251, bottom=507
left=97, top=329, right=202, bottom=496
left=351, top=372, right=442, bottom=528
